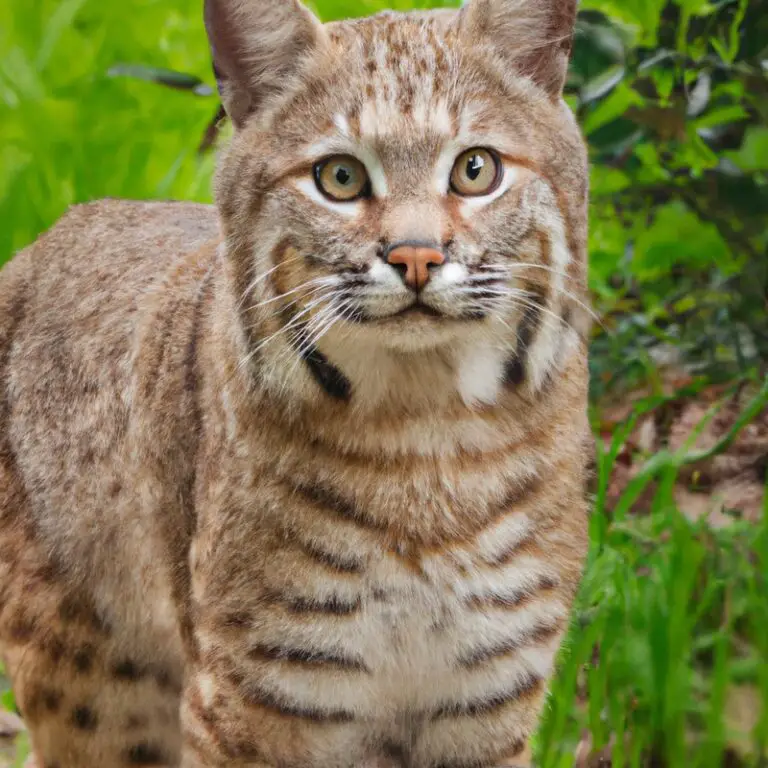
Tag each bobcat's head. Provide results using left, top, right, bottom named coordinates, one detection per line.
left=205, top=0, right=588, bottom=407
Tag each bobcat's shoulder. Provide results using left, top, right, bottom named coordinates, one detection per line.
left=0, top=198, right=219, bottom=524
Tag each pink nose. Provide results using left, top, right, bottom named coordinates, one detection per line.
left=386, top=246, right=445, bottom=290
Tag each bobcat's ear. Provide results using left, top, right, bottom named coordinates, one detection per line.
left=204, top=0, right=327, bottom=127
left=457, top=0, right=578, bottom=100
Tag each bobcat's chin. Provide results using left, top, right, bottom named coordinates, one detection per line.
left=333, top=306, right=496, bottom=356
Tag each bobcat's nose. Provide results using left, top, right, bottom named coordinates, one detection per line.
left=386, top=243, right=446, bottom=290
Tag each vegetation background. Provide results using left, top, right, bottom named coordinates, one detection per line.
left=0, top=0, right=766, bottom=765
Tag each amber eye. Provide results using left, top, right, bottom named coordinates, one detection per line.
left=314, top=155, right=371, bottom=202
left=450, top=148, right=502, bottom=197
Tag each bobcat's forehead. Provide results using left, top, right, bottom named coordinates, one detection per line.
left=275, top=15, right=536, bottom=213
left=330, top=13, right=460, bottom=136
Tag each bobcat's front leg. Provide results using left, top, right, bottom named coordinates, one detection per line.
left=179, top=506, right=374, bottom=768
left=179, top=647, right=368, bottom=768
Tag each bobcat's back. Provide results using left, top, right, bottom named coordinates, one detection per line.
left=0, top=199, right=218, bottom=562
left=0, top=201, right=219, bottom=767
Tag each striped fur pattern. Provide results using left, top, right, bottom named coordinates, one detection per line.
left=0, top=0, right=590, bottom=766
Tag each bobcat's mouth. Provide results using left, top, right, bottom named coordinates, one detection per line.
left=348, top=298, right=487, bottom=325
left=351, top=296, right=448, bottom=323
left=393, top=301, right=443, bottom=319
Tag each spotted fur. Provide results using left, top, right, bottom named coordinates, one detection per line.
left=0, top=0, right=590, bottom=766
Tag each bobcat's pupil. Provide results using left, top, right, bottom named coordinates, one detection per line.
left=335, top=167, right=351, bottom=185
left=466, top=155, right=484, bottom=180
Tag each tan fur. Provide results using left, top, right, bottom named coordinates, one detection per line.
left=0, top=1, right=590, bottom=766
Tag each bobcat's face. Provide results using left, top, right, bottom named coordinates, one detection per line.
left=211, top=0, right=587, bottom=362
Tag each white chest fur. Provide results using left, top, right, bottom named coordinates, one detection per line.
left=249, top=535, right=566, bottom=722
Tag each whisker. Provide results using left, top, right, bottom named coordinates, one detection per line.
left=480, top=263, right=571, bottom=279
left=243, top=276, right=340, bottom=313
left=505, top=295, right=581, bottom=337
left=239, top=292, right=337, bottom=372
left=247, top=291, right=335, bottom=336
left=304, top=299, right=354, bottom=350
left=478, top=263, right=604, bottom=329
left=452, top=286, right=533, bottom=297
left=460, top=285, right=579, bottom=336
left=236, top=250, right=306, bottom=310
left=464, top=273, right=511, bottom=284
left=285, top=298, right=354, bottom=379
left=457, top=302, right=525, bottom=350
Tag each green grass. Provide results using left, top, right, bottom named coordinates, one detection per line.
left=1, top=0, right=766, bottom=765
left=0, top=0, right=217, bottom=264
left=538, top=380, right=768, bottom=767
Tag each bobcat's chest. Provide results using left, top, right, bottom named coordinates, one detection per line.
left=339, top=538, right=559, bottom=715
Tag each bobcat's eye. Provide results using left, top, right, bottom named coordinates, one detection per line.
left=314, top=156, right=371, bottom=202
left=450, top=148, right=502, bottom=197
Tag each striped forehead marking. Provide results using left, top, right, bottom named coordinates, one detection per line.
left=349, top=16, right=458, bottom=136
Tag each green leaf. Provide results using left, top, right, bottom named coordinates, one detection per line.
left=583, top=82, right=645, bottom=135
left=36, top=0, right=89, bottom=70
left=693, top=105, right=749, bottom=131
left=725, top=126, right=768, bottom=171
left=633, top=201, right=734, bottom=279
left=591, top=166, right=632, bottom=195
left=710, top=36, right=730, bottom=62
left=580, top=64, right=626, bottom=105
left=653, top=68, right=676, bottom=102
left=713, top=0, right=749, bottom=63
left=1, top=687, right=16, bottom=712
left=581, top=0, right=667, bottom=46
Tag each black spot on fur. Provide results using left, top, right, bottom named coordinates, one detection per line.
left=219, top=611, right=252, bottom=629
left=73, top=644, right=96, bottom=673
left=71, top=705, right=98, bottom=731
left=42, top=688, right=63, bottom=712
left=8, top=617, right=34, bottom=642
left=154, top=667, right=182, bottom=694
left=296, top=539, right=364, bottom=574
left=125, top=713, right=149, bottom=730
left=504, top=357, right=525, bottom=386
left=58, top=596, right=86, bottom=623
left=432, top=738, right=526, bottom=768
left=458, top=621, right=561, bottom=667
left=283, top=594, right=361, bottom=616
left=288, top=478, right=387, bottom=532
left=113, top=659, right=144, bottom=682
left=47, top=636, right=66, bottom=663
left=382, top=742, right=408, bottom=763
left=125, top=742, right=167, bottom=764
left=58, top=595, right=111, bottom=635
left=247, top=643, right=369, bottom=672
left=34, top=560, right=62, bottom=583
left=237, top=681, right=356, bottom=723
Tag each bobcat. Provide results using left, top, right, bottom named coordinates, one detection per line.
left=0, top=0, right=590, bottom=765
